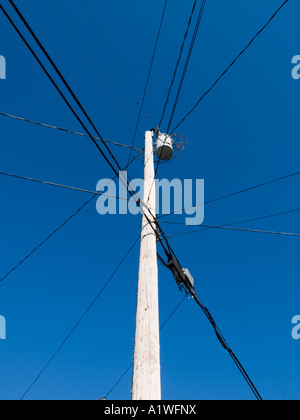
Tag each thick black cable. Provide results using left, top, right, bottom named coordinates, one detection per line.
left=156, top=240, right=263, bottom=400
left=0, top=4, right=120, bottom=180
left=7, top=0, right=125, bottom=175
left=127, top=0, right=168, bottom=165
left=163, top=256, right=263, bottom=401
left=170, top=0, right=289, bottom=134
left=191, top=291, right=262, bottom=401
left=158, top=0, right=198, bottom=128
left=20, top=236, right=140, bottom=400
left=5, top=0, right=154, bottom=230
left=2, top=4, right=168, bottom=254
left=166, top=0, right=207, bottom=133
left=3, top=4, right=263, bottom=399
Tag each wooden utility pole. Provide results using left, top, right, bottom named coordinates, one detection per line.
left=132, top=130, right=161, bottom=401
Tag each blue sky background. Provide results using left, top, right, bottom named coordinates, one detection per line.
left=0, top=0, right=299, bottom=400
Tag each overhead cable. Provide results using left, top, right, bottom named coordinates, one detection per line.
left=127, top=0, right=168, bottom=165
left=166, top=0, right=207, bottom=133
left=170, top=0, right=289, bottom=134
left=20, top=236, right=140, bottom=400
left=0, top=111, right=142, bottom=155
left=158, top=169, right=300, bottom=219
left=159, top=0, right=198, bottom=128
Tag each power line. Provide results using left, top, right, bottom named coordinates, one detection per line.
left=192, top=291, right=263, bottom=401
left=127, top=0, right=168, bottom=165
left=197, top=249, right=289, bottom=400
left=55, top=0, right=134, bottom=132
left=104, top=364, right=133, bottom=401
left=2, top=4, right=174, bottom=287
left=0, top=112, right=142, bottom=154
left=77, top=0, right=137, bottom=103
left=154, top=0, right=207, bottom=196
left=0, top=170, right=134, bottom=201
left=160, top=295, right=187, bottom=331
left=167, top=223, right=300, bottom=238
left=163, top=252, right=263, bottom=400
left=163, top=207, right=300, bottom=238
left=8, top=0, right=126, bottom=176
left=209, top=225, right=300, bottom=237
left=0, top=195, right=95, bottom=284
left=2, top=2, right=267, bottom=400
left=158, top=0, right=198, bottom=129
left=153, top=3, right=287, bottom=216
left=104, top=289, right=261, bottom=400
left=0, top=155, right=137, bottom=285
left=166, top=0, right=207, bottom=133
left=20, top=236, right=140, bottom=400
left=2, top=2, right=162, bottom=251
left=158, top=169, right=300, bottom=219
left=1, top=3, right=121, bottom=180
left=6, top=0, right=147, bottom=205
left=169, top=0, right=289, bottom=134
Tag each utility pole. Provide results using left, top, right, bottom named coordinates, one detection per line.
left=132, top=130, right=161, bottom=401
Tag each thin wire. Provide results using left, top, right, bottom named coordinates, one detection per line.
left=1, top=3, right=121, bottom=180
left=158, top=0, right=198, bottom=128
left=6, top=0, right=143, bottom=200
left=78, top=0, right=136, bottom=103
left=0, top=195, right=96, bottom=284
left=20, top=0, right=165, bottom=244
left=104, top=296, right=187, bottom=400
left=170, top=0, right=289, bottom=134
left=55, top=0, right=134, bottom=132
left=157, top=243, right=262, bottom=399
left=127, top=0, right=168, bottom=165
left=20, top=236, right=140, bottom=400
left=154, top=0, right=206, bottom=199
left=3, top=4, right=268, bottom=400
left=0, top=112, right=142, bottom=155
left=164, top=259, right=262, bottom=401
left=104, top=364, right=133, bottom=401
left=169, top=224, right=300, bottom=238
left=2, top=3, right=164, bottom=252
left=166, top=0, right=207, bottom=133
left=160, top=295, right=187, bottom=331
left=158, top=169, right=300, bottom=219
left=0, top=158, right=137, bottom=285
left=197, top=249, right=289, bottom=400
left=0, top=170, right=133, bottom=201
left=204, top=225, right=300, bottom=237
left=163, top=207, right=300, bottom=239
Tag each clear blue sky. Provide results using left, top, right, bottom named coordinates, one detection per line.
left=0, top=0, right=299, bottom=401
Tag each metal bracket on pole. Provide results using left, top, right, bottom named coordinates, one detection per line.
left=161, top=251, right=196, bottom=295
